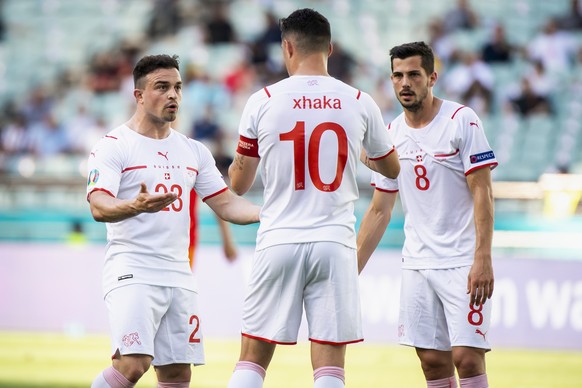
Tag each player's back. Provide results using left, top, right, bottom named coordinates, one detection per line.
left=246, top=75, right=390, bottom=250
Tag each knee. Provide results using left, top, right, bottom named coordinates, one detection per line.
left=416, top=349, right=454, bottom=377
left=453, top=348, right=486, bottom=377
left=114, top=355, right=152, bottom=382
left=155, top=363, right=191, bottom=382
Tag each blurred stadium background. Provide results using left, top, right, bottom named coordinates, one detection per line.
left=0, top=0, right=582, bottom=386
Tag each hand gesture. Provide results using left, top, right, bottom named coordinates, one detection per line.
left=134, top=182, right=177, bottom=213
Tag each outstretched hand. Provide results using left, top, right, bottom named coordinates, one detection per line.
left=134, top=182, right=177, bottom=213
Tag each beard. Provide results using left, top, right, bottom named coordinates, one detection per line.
left=397, top=87, right=429, bottom=113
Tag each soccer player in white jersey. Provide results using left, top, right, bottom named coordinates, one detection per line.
left=226, top=8, right=400, bottom=388
left=357, top=42, right=497, bottom=388
left=86, top=54, right=260, bottom=388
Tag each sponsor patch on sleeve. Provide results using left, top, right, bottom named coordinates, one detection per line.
left=470, top=151, right=495, bottom=164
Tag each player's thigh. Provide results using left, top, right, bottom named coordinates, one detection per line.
left=241, top=244, right=306, bottom=343
left=399, top=269, right=450, bottom=350
left=432, top=267, right=492, bottom=350
left=152, top=287, right=205, bottom=367
left=105, top=284, right=170, bottom=357
left=304, top=242, right=362, bottom=343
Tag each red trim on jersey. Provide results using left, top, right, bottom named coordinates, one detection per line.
left=309, top=337, right=364, bottom=345
left=202, top=186, right=228, bottom=202
left=105, top=135, right=118, bottom=140
left=375, top=186, right=399, bottom=193
left=122, top=165, right=147, bottom=173
left=186, top=166, right=199, bottom=174
left=263, top=87, right=271, bottom=98
left=236, top=135, right=260, bottom=157
left=86, top=188, right=115, bottom=202
left=242, top=332, right=297, bottom=345
left=368, top=146, right=395, bottom=161
left=451, top=105, right=467, bottom=119
left=435, top=149, right=460, bottom=157
left=387, top=123, right=391, bottom=130
left=356, top=90, right=362, bottom=100
left=465, top=162, right=498, bottom=176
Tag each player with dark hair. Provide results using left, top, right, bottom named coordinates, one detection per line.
left=87, top=54, right=260, bottom=388
left=226, top=8, right=400, bottom=388
left=358, top=41, right=497, bottom=388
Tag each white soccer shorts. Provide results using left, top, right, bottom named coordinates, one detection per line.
left=105, top=284, right=205, bottom=366
left=241, top=242, right=363, bottom=345
left=398, top=266, right=492, bottom=351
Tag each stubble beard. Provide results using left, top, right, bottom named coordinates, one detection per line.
left=399, top=89, right=427, bottom=114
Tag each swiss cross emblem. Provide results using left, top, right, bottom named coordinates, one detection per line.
left=416, top=155, right=423, bottom=162
left=164, top=173, right=171, bottom=180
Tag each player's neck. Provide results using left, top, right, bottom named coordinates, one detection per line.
left=126, top=113, right=172, bottom=139
left=404, top=96, right=442, bottom=129
left=289, top=55, right=330, bottom=77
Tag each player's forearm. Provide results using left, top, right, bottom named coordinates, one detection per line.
left=473, top=192, right=494, bottom=261
left=228, top=154, right=257, bottom=195
left=357, top=205, right=391, bottom=274
left=207, top=191, right=260, bottom=225
left=361, top=149, right=400, bottom=179
left=89, top=194, right=139, bottom=223
left=470, top=174, right=495, bottom=261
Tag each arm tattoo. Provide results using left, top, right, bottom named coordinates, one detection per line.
left=233, top=154, right=245, bottom=170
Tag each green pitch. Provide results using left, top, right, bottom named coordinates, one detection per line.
left=0, top=332, right=581, bottom=387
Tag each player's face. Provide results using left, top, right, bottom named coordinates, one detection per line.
left=391, top=56, right=436, bottom=113
left=138, top=68, right=182, bottom=123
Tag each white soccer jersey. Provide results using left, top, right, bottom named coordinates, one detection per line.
left=237, top=75, right=394, bottom=250
left=372, top=100, right=497, bottom=269
left=86, top=125, right=227, bottom=295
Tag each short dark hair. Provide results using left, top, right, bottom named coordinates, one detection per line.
left=133, top=54, right=180, bottom=88
left=279, top=8, right=331, bottom=54
left=389, top=42, right=435, bottom=75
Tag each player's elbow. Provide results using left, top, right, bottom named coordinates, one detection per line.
left=90, top=207, right=107, bottom=223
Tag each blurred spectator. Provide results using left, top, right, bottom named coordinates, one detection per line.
left=204, top=3, right=236, bottom=44
left=191, top=106, right=225, bottom=155
left=20, top=86, right=54, bottom=126
left=556, top=0, right=582, bottom=31
left=28, top=113, right=71, bottom=157
left=1, top=113, right=30, bottom=155
left=147, top=0, right=182, bottom=39
left=328, top=42, right=357, bottom=83
left=65, top=106, right=99, bottom=155
left=481, top=24, right=516, bottom=64
left=443, top=51, right=494, bottom=115
left=88, top=52, right=122, bottom=94
left=427, top=18, right=458, bottom=67
left=182, top=65, right=231, bottom=122
left=223, top=57, right=256, bottom=96
left=509, top=78, right=553, bottom=117
left=248, top=11, right=282, bottom=83
left=526, top=60, right=554, bottom=99
left=527, top=18, right=577, bottom=75
left=257, top=11, right=282, bottom=45
left=442, top=0, right=479, bottom=33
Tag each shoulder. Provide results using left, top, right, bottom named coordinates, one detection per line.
left=441, top=100, right=480, bottom=124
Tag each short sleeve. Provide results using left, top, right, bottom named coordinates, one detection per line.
left=360, top=92, right=394, bottom=159
left=371, top=170, right=399, bottom=192
left=86, top=136, right=123, bottom=200
left=192, top=142, right=228, bottom=200
left=455, top=108, right=498, bottom=175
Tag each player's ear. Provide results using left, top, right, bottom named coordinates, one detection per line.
left=429, top=71, right=438, bottom=87
left=134, top=89, right=143, bottom=103
left=328, top=42, right=333, bottom=58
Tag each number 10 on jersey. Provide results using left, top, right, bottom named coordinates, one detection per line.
left=280, top=121, right=348, bottom=192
